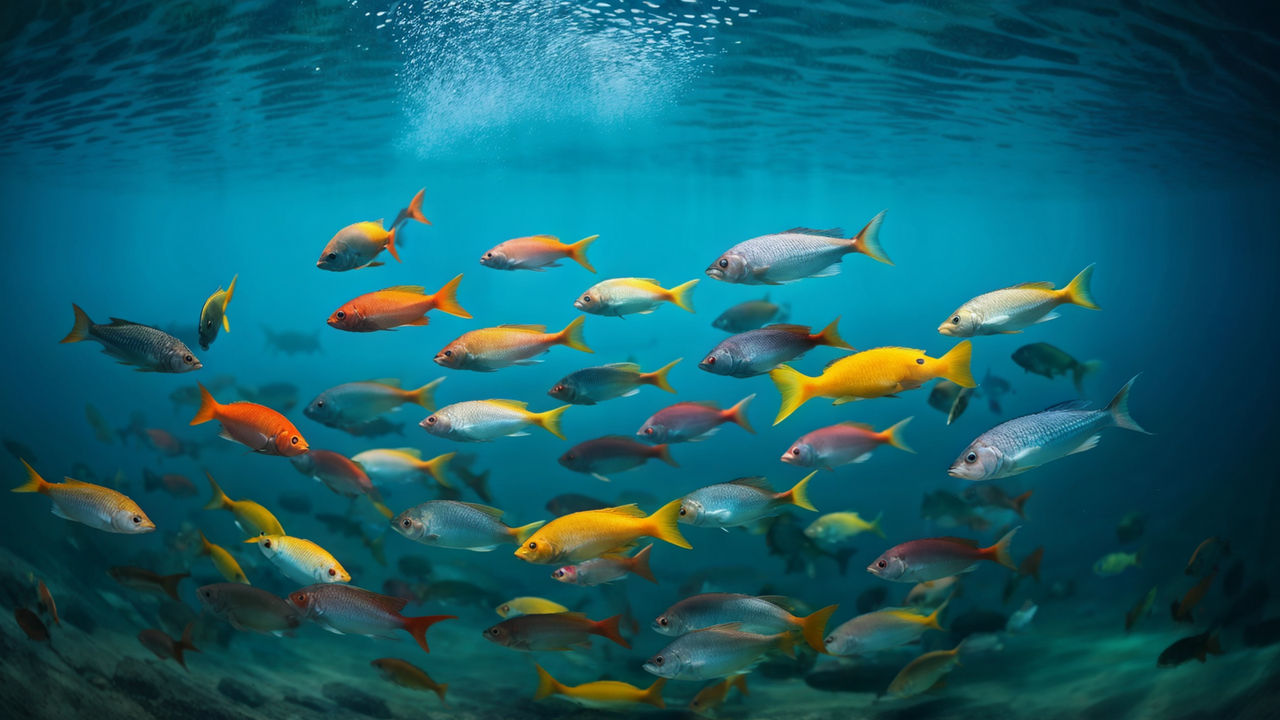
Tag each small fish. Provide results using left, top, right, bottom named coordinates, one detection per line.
left=353, top=448, right=454, bottom=489
left=143, top=429, right=198, bottom=459
left=480, top=234, right=598, bottom=272
left=1005, top=599, right=1037, bottom=632
left=549, top=359, right=679, bottom=404
left=142, top=470, right=198, bottom=498
left=644, top=624, right=795, bottom=680
left=679, top=474, right=817, bottom=529
left=653, top=593, right=836, bottom=653
left=1019, top=546, right=1044, bottom=582
left=289, top=583, right=455, bottom=652
left=1172, top=569, right=1216, bottom=623
left=1186, top=536, right=1230, bottom=576
left=906, top=577, right=961, bottom=607
left=36, top=580, right=59, bottom=627
left=262, top=326, right=322, bottom=355
left=14, top=607, right=49, bottom=642
left=291, top=450, right=385, bottom=510
left=197, top=583, right=301, bottom=635
left=1116, top=511, right=1147, bottom=544
left=939, top=265, right=1099, bottom=337
left=421, top=400, right=569, bottom=442
left=886, top=646, right=961, bottom=698
left=189, top=382, right=308, bottom=456
left=546, top=493, right=609, bottom=516
left=782, top=418, right=913, bottom=470
left=61, top=304, right=201, bottom=373
left=706, top=212, right=890, bottom=285
left=317, top=220, right=400, bottom=271
left=372, top=658, right=448, bottom=702
left=436, top=317, right=592, bottom=372
left=805, top=511, right=886, bottom=545
left=85, top=404, right=114, bottom=443
left=203, top=472, right=285, bottom=536
left=392, top=500, right=543, bottom=551
left=700, top=320, right=851, bottom=378
left=637, top=394, right=755, bottom=443
left=824, top=598, right=949, bottom=656
left=1011, top=342, right=1102, bottom=395
left=713, top=295, right=788, bottom=332
left=328, top=277, right=471, bottom=332
left=533, top=663, right=665, bottom=708
left=197, top=531, right=248, bottom=584
left=496, top=597, right=570, bottom=618
left=949, top=376, right=1149, bottom=480
left=689, top=675, right=748, bottom=716
left=982, top=369, right=1013, bottom=413
left=771, top=343, right=974, bottom=425
left=451, top=454, right=494, bottom=502
left=1158, top=631, right=1223, bottom=667
left=108, top=567, right=189, bottom=600
left=515, top=500, right=691, bottom=564
left=277, top=493, right=312, bottom=514
left=928, top=380, right=974, bottom=425
left=575, top=277, right=698, bottom=317
left=198, top=274, right=237, bottom=350
left=138, top=623, right=199, bottom=670
left=552, top=545, right=656, bottom=586
left=963, top=485, right=1033, bottom=519
left=856, top=586, right=888, bottom=613
left=336, top=417, right=405, bottom=437
left=920, top=490, right=990, bottom=532
left=559, top=436, right=677, bottom=481
left=1125, top=586, right=1157, bottom=632
left=237, top=381, right=300, bottom=411
left=869, top=528, right=1019, bottom=583
left=483, top=612, right=630, bottom=651
left=1093, top=550, right=1142, bottom=577
left=305, top=378, right=442, bottom=428
left=390, top=187, right=430, bottom=230
left=13, top=460, right=154, bottom=534
left=248, top=534, right=350, bottom=585
left=3, top=439, right=36, bottom=462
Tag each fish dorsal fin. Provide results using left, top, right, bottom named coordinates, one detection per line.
left=837, top=421, right=875, bottom=430
left=107, top=317, right=151, bottom=329
left=527, top=234, right=560, bottom=242
left=458, top=502, right=505, bottom=518
left=380, top=285, right=427, bottom=295
left=366, top=378, right=402, bottom=387
left=389, top=447, right=422, bottom=458
left=630, top=278, right=661, bottom=286
left=1044, top=400, right=1091, bottom=412
left=496, top=324, right=548, bottom=332
left=824, top=355, right=849, bottom=370
left=756, top=595, right=797, bottom=612
left=603, top=362, right=641, bottom=371
left=681, top=401, right=721, bottom=410
left=728, top=476, right=773, bottom=490
left=936, top=537, right=981, bottom=548
left=762, top=324, right=812, bottom=335
left=1011, top=281, right=1055, bottom=290
left=485, top=399, right=529, bottom=410
left=60, top=477, right=92, bottom=486
left=702, top=622, right=745, bottom=633
left=784, top=227, right=845, bottom=238
left=590, top=504, right=647, bottom=518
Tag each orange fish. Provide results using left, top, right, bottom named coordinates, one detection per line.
left=328, top=276, right=472, bottom=332
left=37, top=580, right=59, bottom=627
left=480, top=234, right=599, bottom=272
left=190, top=382, right=308, bottom=456
left=435, top=317, right=592, bottom=371
left=391, top=188, right=431, bottom=230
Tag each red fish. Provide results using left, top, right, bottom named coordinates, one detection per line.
left=327, top=276, right=471, bottom=332
left=636, top=395, right=754, bottom=443
left=190, top=383, right=308, bottom=456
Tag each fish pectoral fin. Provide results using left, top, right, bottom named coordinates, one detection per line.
left=620, top=389, right=640, bottom=398
left=424, top=533, right=441, bottom=542
left=1033, top=312, right=1061, bottom=325
left=1068, top=434, right=1102, bottom=455
left=810, top=262, right=842, bottom=278
left=688, top=427, right=721, bottom=442
left=851, top=453, right=872, bottom=464
left=831, top=397, right=862, bottom=406
left=360, top=261, right=386, bottom=269
left=1007, top=464, right=1040, bottom=476
left=321, top=625, right=345, bottom=635
left=514, top=359, right=545, bottom=366
left=591, top=473, right=611, bottom=483
left=50, top=505, right=71, bottom=520
left=507, top=432, right=531, bottom=438
left=465, top=545, right=498, bottom=552
left=993, top=330, right=1023, bottom=335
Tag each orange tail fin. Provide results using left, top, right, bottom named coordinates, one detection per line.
left=190, top=383, right=219, bottom=425
left=430, top=274, right=471, bottom=319
left=160, top=573, right=190, bottom=602
left=1012, top=490, right=1033, bottom=518
left=800, top=604, right=838, bottom=653
left=60, top=304, right=92, bottom=344
left=641, top=358, right=680, bottom=393
left=594, top=614, right=631, bottom=648
left=813, top=317, right=853, bottom=349
left=405, top=188, right=429, bottom=225
left=725, top=394, right=756, bottom=434
left=404, top=614, right=456, bottom=653
left=386, top=227, right=401, bottom=262
left=652, top=444, right=679, bottom=468
left=984, top=526, right=1020, bottom=570
left=13, top=460, right=50, bottom=494
left=628, top=544, right=657, bottom=584
left=566, top=234, right=598, bottom=272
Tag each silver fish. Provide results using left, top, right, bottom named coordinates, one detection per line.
left=643, top=624, right=794, bottom=681
left=304, top=378, right=441, bottom=428
left=699, top=320, right=851, bottom=377
left=197, top=583, right=302, bottom=636
left=653, top=593, right=836, bottom=648
left=61, top=304, right=201, bottom=373
left=712, top=295, right=789, bottom=332
left=705, top=211, right=889, bottom=285
left=391, top=500, right=543, bottom=551
left=678, top=474, right=815, bottom=529
left=548, top=360, right=679, bottom=404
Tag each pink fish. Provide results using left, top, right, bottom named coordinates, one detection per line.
left=868, top=528, right=1018, bottom=583
left=781, top=417, right=913, bottom=470
left=288, top=584, right=455, bottom=653
left=636, top=395, right=755, bottom=444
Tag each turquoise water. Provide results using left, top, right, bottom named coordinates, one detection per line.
left=2, top=2, right=1278, bottom=719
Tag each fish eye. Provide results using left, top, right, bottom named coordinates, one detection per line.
left=335, top=311, right=345, bottom=319
left=484, top=252, right=492, bottom=258
left=951, top=316, right=960, bottom=324
left=718, top=259, right=728, bottom=268
left=401, top=518, right=412, bottom=528
left=326, top=252, right=337, bottom=261
left=202, top=590, right=211, bottom=598
left=791, top=448, right=801, bottom=455
left=552, top=384, right=564, bottom=393
left=443, top=350, right=452, bottom=357
left=678, top=506, right=687, bottom=516
left=132, top=516, right=141, bottom=524
left=704, top=356, right=715, bottom=365
left=290, top=436, right=299, bottom=445
left=527, top=542, right=537, bottom=550
left=825, top=634, right=835, bottom=645
left=916, top=358, right=924, bottom=365
left=184, top=354, right=193, bottom=363
left=581, top=295, right=591, bottom=303
left=877, top=559, right=887, bottom=568
left=654, top=655, right=665, bottom=665
left=658, top=617, right=668, bottom=626
left=316, top=400, right=324, bottom=407
left=966, top=452, right=977, bottom=463
left=499, top=604, right=509, bottom=613
left=426, top=416, right=437, bottom=424
left=328, top=568, right=336, bottom=577
left=565, top=453, right=575, bottom=460
left=552, top=569, right=564, bottom=578
left=644, top=427, right=654, bottom=435
left=263, top=539, right=272, bottom=548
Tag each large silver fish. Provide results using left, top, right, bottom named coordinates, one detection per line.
left=60, top=304, right=201, bottom=373
left=643, top=623, right=794, bottom=681
left=705, top=211, right=889, bottom=285
left=391, top=500, right=543, bottom=551
left=949, top=376, right=1148, bottom=481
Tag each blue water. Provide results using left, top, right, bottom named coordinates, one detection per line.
left=2, top=2, right=1278, bottom=719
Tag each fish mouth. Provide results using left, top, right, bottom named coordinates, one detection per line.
left=192, top=361, right=204, bottom=370
left=864, top=564, right=880, bottom=575
left=937, top=324, right=956, bottom=336
left=641, top=662, right=666, bottom=677
left=705, top=266, right=725, bottom=279
left=947, top=466, right=966, bottom=478
left=779, top=453, right=798, bottom=465
left=572, top=300, right=587, bottom=311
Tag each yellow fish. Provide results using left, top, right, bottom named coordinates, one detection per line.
left=12, top=460, right=155, bottom=534
left=198, top=531, right=249, bottom=584
left=805, top=511, right=886, bottom=544
left=769, top=342, right=975, bottom=424
left=534, top=664, right=666, bottom=709
left=198, top=274, right=237, bottom=350
left=886, top=646, right=961, bottom=698
left=435, top=317, right=592, bottom=371
left=371, top=658, right=447, bottom=702
left=247, top=534, right=350, bottom=585
left=515, top=500, right=692, bottom=564
left=940, top=265, right=1098, bottom=337
left=203, top=472, right=285, bottom=537
left=496, top=597, right=570, bottom=618
left=575, top=277, right=698, bottom=317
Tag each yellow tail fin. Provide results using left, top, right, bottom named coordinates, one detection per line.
left=533, top=664, right=562, bottom=700
left=936, top=341, right=976, bottom=388
left=769, top=365, right=814, bottom=425
left=203, top=472, right=231, bottom=511
left=641, top=677, right=666, bottom=708
left=222, top=274, right=237, bottom=332
left=646, top=498, right=693, bottom=549
left=13, top=460, right=49, bottom=494
left=60, top=303, right=92, bottom=344
left=410, top=378, right=444, bottom=410
left=814, top=317, right=853, bottom=349
left=800, top=604, right=838, bottom=653
left=405, top=188, right=429, bottom=225
left=852, top=210, right=891, bottom=265
left=430, top=274, right=471, bottom=319
left=1063, top=263, right=1099, bottom=310
left=385, top=226, right=401, bottom=263
left=641, top=358, right=680, bottom=394
left=556, top=316, right=592, bottom=353
left=566, top=234, right=599, bottom=273
left=726, top=394, right=755, bottom=434
left=782, top=471, right=818, bottom=512
left=421, top=452, right=456, bottom=488
left=189, top=383, right=219, bottom=425
left=666, top=279, right=699, bottom=313
left=881, top=417, right=914, bottom=453
left=924, top=594, right=951, bottom=631
left=511, top=520, right=545, bottom=545
left=868, top=511, right=886, bottom=539
left=532, top=405, right=571, bottom=440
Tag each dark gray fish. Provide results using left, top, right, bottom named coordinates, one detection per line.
left=856, top=586, right=888, bottom=614
left=981, top=369, right=1012, bottom=413
left=4, top=439, right=36, bottom=462
left=1011, top=342, right=1101, bottom=395
left=927, top=380, right=973, bottom=425
left=699, top=321, right=851, bottom=377
left=1157, top=631, right=1222, bottom=667
left=712, top=296, right=789, bottom=332
left=558, top=436, right=678, bottom=481
left=61, top=304, right=201, bottom=373
left=451, top=454, right=494, bottom=503
left=262, top=326, right=322, bottom=355
left=545, top=493, right=609, bottom=516
left=548, top=361, right=678, bottom=404
left=277, top=493, right=313, bottom=514
left=1116, top=511, right=1146, bottom=544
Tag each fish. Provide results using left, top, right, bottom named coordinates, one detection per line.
left=35, top=579, right=59, bottom=627
left=137, top=623, right=199, bottom=671
left=680, top=474, right=818, bottom=531
left=886, top=646, right=961, bottom=697
left=483, top=612, right=630, bottom=651
left=644, top=623, right=795, bottom=680
left=392, top=500, right=543, bottom=551
left=248, top=534, right=350, bottom=585
left=422, top=400, right=569, bottom=442
left=3, top=439, right=36, bottom=462
left=371, top=658, right=448, bottom=702
left=276, top=493, right=312, bottom=515
left=981, top=369, right=1013, bottom=413
left=86, top=404, right=114, bottom=443
left=552, top=544, right=656, bottom=586
left=108, top=567, right=189, bottom=601
left=1172, top=569, right=1216, bottom=623
left=1158, top=631, right=1223, bottom=667
left=713, top=295, right=788, bottom=332
left=353, top=448, right=454, bottom=489
left=575, top=277, right=698, bottom=316
left=949, top=376, right=1149, bottom=480
left=198, top=274, right=237, bottom=350
left=289, top=584, right=455, bottom=652
left=939, top=265, right=1099, bottom=337
left=261, top=327, right=322, bottom=355
left=327, top=277, right=471, bottom=332
left=653, top=593, right=837, bottom=653
left=451, top=454, right=494, bottom=502
left=770, top=342, right=975, bottom=425
left=436, top=317, right=592, bottom=371
left=824, top=598, right=949, bottom=655
left=197, top=531, right=248, bottom=584
left=189, top=382, right=308, bottom=456
left=1093, top=550, right=1142, bottom=577
left=637, top=394, right=755, bottom=443
left=920, top=490, right=990, bottom=532
left=706, top=212, right=891, bottom=285
left=1012, top=342, right=1102, bottom=394
left=417, top=580, right=503, bottom=607
left=869, top=528, right=1019, bottom=583
left=197, top=583, right=301, bottom=635
left=963, top=485, right=1033, bottom=519
left=337, top=418, right=405, bottom=437
left=805, top=511, right=886, bottom=544
left=496, top=597, right=570, bottom=618
left=1019, top=546, right=1044, bottom=582
left=689, top=675, right=748, bottom=716
left=533, top=664, right=665, bottom=708
left=546, top=494, right=609, bottom=516
left=856, top=586, right=888, bottom=614
left=390, top=187, right=430, bottom=230
left=1116, top=512, right=1147, bottom=544
left=548, top=359, right=679, bottom=404
left=12, top=460, right=155, bottom=534
left=305, top=378, right=442, bottom=428
left=237, top=381, right=300, bottom=411
left=480, top=234, right=598, bottom=272
left=559, top=436, right=678, bottom=481
left=14, top=608, right=49, bottom=642
left=203, top=472, right=285, bottom=536
left=60, top=304, right=202, bottom=373
left=1186, top=536, right=1230, bottom=576
left=928, top=380, right=975, bottom=425
left=1125, top=586, right=1157, bottom=632
left=763, top=513, right=856, bottom=578
left=906, top=577, right=961, bottom=607
left=782, top=418, right=913, bottom=470
left=515, top=499, right=692, bottom=564
left=143, top=428, right=199, bottom=459
left=142, top=470, right=198, bottom=498
left=1005, top=599, right=1037, bottom=632
left=291, top=450, right=385, bottom=506
left=317, top=220, right=399, bottom=271
left=700, top=320, right=851, bottom=378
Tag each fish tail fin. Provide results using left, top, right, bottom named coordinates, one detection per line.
left=371, top=499, right=394, bottom=519
left=60, top=303, right=92, bottom=343
left=775, top=632, right=797, bottom=658
left=641, top=358, right=681, bottom=393
left=410, top=377, right=445, bottom=410
left=641, top=677, right=667, bottom=708
left=653, top=444, right=679, bottom=468
left=566, top=234, right=599, bottom=272
left=925, top=594, right=951, bottom=631
left=726, top=393, right=756, bottom=434
left=531, top=406, right=570, bottom=440
left=1073, top=359, right=1103, bottom=395
left=160, top=573, right=189, bottom=602
left=1106, top=375, right=1150, bottom=434
left=646, top=499, right=693, bottom=549
left=881, top=416, right=914, bottom=453
left=178, top=622, right=200, bottom=665
left=511, top=520, right=545, bottom=546
left=937, top=341, right=976, bottom=388
left=732, top=675, right=749, bottom=696
left=13, top=460, right=50, bottom=494
left=556, top=316, right=592, bottom=353
left=799, top=604, right=838, bottom=653
left=196, top=530, right=213, bottom=555
left=533, top=663, right=563, bottom=699
left=870, top=510, right=887, bottom=539
left=203, top=472, right=231, bottom=510
left=813, top=316, right=853, bottom=350
left=1063, top=263, right=1099, bottom=309
left=1013, top=490, right=1033, bottom=519
left=422, top=452, right=456, bottom=489
left=985, top=526, right=1020, bottom=571
left=666, top=279, right=699, bottom=313
left=851, top=210, right=891, bottom=265
left=629, top=544, right=657, bottom=584
left=222, top=274, right=238, bottom=332
left=769, top=365, right=813, bottom=425
left=189, top=383, right=219, bottom=425
left=595, top=614, right=631, bottom=648
left=431, top=274, right=471, bottom=319
left=404, top=614, right=455, bottom=653
left=405, top=188, right=429, bottom=225
left=385, top=226, right=401, bottom=262
left=781, top=471, right=818, bottom=511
